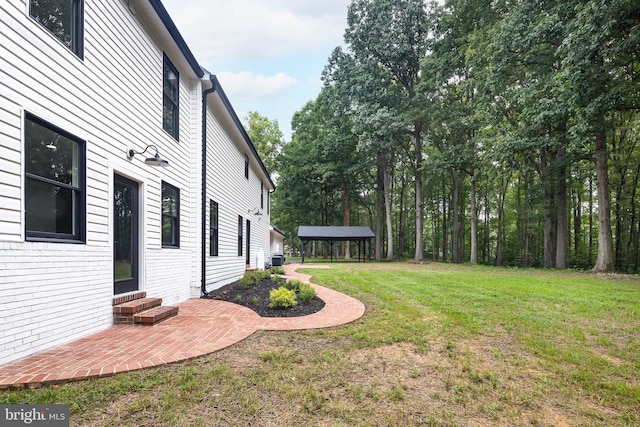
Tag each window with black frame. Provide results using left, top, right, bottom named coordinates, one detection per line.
left=29, top=0, right=84, bottom=58
left=237, top=215, right=243, bottom=256
left=163, top=54, right=179, bottom=140
left=161, top=182, right=180, bottom=247
left=210, top=200, right=218, bottom=256
left=24, top=113, right=85, bottom=242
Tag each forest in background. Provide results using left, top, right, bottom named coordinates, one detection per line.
left=246, top=0, right=640, bottom=272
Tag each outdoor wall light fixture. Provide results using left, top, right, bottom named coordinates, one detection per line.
left=127, top=145, right=169, bottom=167
left=247, top=208, right=263, bottom=217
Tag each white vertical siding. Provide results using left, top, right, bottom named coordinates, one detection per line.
left=203, top=104, right=272, bottom=291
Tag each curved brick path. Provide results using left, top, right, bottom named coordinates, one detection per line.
left=0, top=264, right=365, bottom=389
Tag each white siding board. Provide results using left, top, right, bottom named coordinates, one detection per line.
left=0, top=0, right=203, bottom=365
left=203, top=102, right=273, bottom=290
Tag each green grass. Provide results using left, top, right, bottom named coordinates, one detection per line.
left=2, top=262, right=639, bottom=426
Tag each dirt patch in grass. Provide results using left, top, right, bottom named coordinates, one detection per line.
left=204, top=277, right=325, bottom=317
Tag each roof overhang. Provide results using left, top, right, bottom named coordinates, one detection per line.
left=298, top=226, right=375, bottom=242
left=134, top=0, right=204, bottom=81
left=270, top=224, right=286, bottom=239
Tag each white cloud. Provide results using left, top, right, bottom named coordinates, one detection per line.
left=163, top=0, right=349, bottom=65
left=216, top=71, right=298, bottom=100
left=161, top=0, right=350, bottom=140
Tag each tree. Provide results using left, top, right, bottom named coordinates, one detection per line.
left=323, top=47, right=404, bottom=260
left=344, top=0, right=432, bottom=261
left=245, top=111, right=284, bottom=176
left=560, top=0, right=640, bottom=272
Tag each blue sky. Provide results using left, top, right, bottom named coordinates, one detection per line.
left=162, top=0, right=351, bottom=140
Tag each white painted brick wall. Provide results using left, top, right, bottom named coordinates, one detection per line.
left=0, top=242, right=113, bottom=365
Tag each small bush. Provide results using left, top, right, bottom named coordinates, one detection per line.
left=239, top=270, right=270, bottom=289
left=284, top=279, right=303, bottom=293
left=299, top=283, right=316, bottom=304
left=270, top=266, right=285, bottom=275
left=269, top=286, right=298, bottom=309
left=272, top=275, right=286, bottom=287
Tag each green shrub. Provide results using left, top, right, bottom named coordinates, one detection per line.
left=269, top=286, right=298, bottom=309
left=298, top=283, right=316, bottom=304
left=284, top=279, right=303, bottom=293
left=272, top=275, right=286, bottom=287
left=270, top=266, right=285, bottom=275
left=239, top=270, right=270, bottom=289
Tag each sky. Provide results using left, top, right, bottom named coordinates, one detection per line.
left=162, top=0, right=352, bottom=141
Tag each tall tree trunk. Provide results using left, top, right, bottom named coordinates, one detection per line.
left=414, top=130, right=424, bottom=260
left=375, top=166, right=383, bottom=261
left=343, top=178, right=351, bottom=260
left=593, top=124, right=615, bottom=272
left=451, top=169, right=460, bottom=263
left=442, top=174, right=448, bottom=263
left=469, top=173, right=478, bottom=265
left=383, top=165, right=394, bottom=261
left=573, top=188, right=582, bottom=261
left=484, top=191, right=490, bottom=264
left=399, top=173, right=406, bottom=257
left=496, top=176, right=507, bottom=266
left=629, top=163, right=640, bottom=272
left=556, top=141, right=568, bottom=269
left=541, top=149, right=556, bottom=268
left=589, top=175, right=594, bottom=266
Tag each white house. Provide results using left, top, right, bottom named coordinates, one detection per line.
left=270, top=223, right=286, bottom=265
left=202, top=75, right=276, bottom=291
left=0, top=0, right=275, bottom=366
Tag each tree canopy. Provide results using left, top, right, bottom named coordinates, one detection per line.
left=262, top=0, right=640, bottom=272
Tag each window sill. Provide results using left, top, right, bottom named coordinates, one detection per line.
left=26, top=236, right=85, bottom=244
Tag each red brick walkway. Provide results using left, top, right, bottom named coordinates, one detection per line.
left=0, top=264, right=364, bottom=389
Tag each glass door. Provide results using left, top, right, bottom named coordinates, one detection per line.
left=114, top=174, right=139, bottom=294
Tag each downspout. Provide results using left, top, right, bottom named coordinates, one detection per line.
left=201, top=74, right=217, bottom=296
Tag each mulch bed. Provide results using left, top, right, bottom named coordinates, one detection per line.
left=204, top=277, right=325, bottom=317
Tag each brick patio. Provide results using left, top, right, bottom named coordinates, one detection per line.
left=0, top=264, right=364, bottom=389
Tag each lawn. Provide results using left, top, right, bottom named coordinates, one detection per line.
left=2, top=262, right=639, bottom=426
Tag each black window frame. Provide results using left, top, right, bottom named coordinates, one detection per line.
left=163, top=54, right=180, bottom=140
left=161, top=181, right=180, bottom=248
left=244, top=154, right=249, bottom=179
left=29, top=0, right=84, bottom=59
left=24, top=113, right=86, bottom=243
left=260, top=182, right=264, bottom=210
left=237, top=215, right=243, bottom=256
left=210, top=200, right=218, bottom=256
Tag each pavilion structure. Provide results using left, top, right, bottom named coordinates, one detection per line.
left=297, top=226, right=375, bottom=263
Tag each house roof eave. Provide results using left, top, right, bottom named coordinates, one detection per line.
left=137, top=0, right=204, bottom=80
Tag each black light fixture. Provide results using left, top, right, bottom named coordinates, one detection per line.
left=127, top=145, right=169, bottom=167
left=247, top=207, right=263, bottom=217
